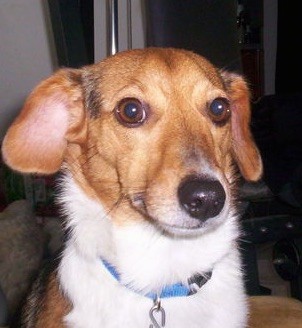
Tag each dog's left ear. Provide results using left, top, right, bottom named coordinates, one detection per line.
left=221, top=71, right=263, bottom=181
left=2, top=68, right=87, bottom=174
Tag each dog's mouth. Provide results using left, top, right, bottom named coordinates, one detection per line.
left=130, top=192, right=148, bottom=214
left=128, top=175, right=227, bottom=236
left=129, top=190, right=223, bottom=236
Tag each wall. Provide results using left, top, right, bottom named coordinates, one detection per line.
left=0, top=0, right=57, bottom=141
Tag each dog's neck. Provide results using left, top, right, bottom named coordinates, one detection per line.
left=101, top=258, right=212, bottom=300
left=62, top=175, right=236, bottom=294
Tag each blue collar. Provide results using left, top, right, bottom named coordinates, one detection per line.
left=102, top=259, right=212, bottom=300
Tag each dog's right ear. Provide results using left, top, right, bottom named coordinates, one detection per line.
left=2, top=68, right=87, bottom=174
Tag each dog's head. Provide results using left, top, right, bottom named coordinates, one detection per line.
left=2, top=48, right=262, bottom=236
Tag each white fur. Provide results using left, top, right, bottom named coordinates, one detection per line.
left=58, top=174, right=248, bottom=328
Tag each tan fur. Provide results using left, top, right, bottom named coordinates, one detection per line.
left=35, top=273, right=70, bottom=327
left=2, top=69, right=86, bottom=174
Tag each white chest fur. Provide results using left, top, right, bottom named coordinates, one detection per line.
left=58, top=176, right=248, bottom=328
left=59, top=246, right=247, bottom=328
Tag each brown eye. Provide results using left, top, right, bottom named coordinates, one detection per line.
left=115, top=98, right=147, bottom=127
left=208, top=97, right=230, bottom=123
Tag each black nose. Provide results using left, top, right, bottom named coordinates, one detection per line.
left=177, top=176, right=226, bottom=221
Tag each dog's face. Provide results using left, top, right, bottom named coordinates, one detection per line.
left=2, top=48, right=262, bottom=236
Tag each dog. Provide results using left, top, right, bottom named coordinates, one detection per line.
left=2, top=47, right=262, bottom=328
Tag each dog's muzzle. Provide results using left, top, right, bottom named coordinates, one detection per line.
left=177, top=176, right=226, bottom=222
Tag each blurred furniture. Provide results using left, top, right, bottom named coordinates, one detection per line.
left=145, top=0, right=241, bottom=71
left=241, top=47, right=264, bottom=101
left=248, top=295, right=302, bottom=328
left=240, top=93, right=302, bottom=299
left=0, top=200, right=46, bottom=323
left=0, top=200, right=64, bottom=325
left=0, top=284, right=7, bottom=327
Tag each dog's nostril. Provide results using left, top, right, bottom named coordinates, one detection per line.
left=178, top=177, right=226, bottom=221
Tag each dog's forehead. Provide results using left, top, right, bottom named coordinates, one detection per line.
left=93, top=48, right=224, bottom=90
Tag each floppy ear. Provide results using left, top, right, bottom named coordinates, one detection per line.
left=1, top=68, right=87, bottom=174
left=221, top=71, right=263, bottom=181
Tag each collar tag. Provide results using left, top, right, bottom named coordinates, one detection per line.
left=149, top=297, right=166, bottom=328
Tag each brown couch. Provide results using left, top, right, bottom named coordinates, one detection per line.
left=249, top=295, right=302, bottom=327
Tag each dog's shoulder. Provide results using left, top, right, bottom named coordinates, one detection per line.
left=11, top=255, right=70, bottom=328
